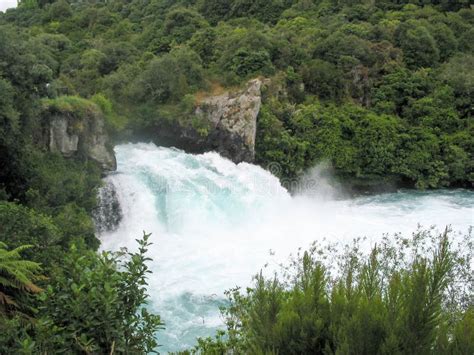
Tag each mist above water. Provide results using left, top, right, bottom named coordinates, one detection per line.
left=98, top=143, right=474, bottom=352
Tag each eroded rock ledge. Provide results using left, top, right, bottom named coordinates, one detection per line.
left=194, top=78, right=262, bottom=162
left=44, top=97, right=116, bottom=172
left=49, top=114, right=116, bottom=171
left=151, top=79, right=263, bottom=163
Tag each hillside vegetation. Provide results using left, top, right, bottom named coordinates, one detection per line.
left=1, top=0, right=473, bottom=190
left=0, top=0, right=472, bottom=353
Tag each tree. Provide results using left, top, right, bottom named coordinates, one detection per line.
left=301, top=59, right=345, bottom=100
left=354, top=113, right=399, bottom=177
left=0, top=78, right=19, bottom=136
left=47, top=0, right=72, bottom=20
left=0, top=202, right=64, bottom=267
left=396, top=22, right=440, bottom=68
left=130, top=48, right=204, bottom=104
left=431, top=22, right=457, bottom=62
left=229, top=0, right=289, bottom=24
left=18, top=0, right=38, bottom=9
left=163, top=8, right=209, bottom=44
left=440, top=54, right=474, bottom=118
left=225, top=48, right=274, bottom=77
left=199, top=0, right=233, bottom=25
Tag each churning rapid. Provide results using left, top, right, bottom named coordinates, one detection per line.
left=97, top=143, right=474, bottom=353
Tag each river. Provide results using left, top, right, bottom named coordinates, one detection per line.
left=97, top=143, right=474, bottom=353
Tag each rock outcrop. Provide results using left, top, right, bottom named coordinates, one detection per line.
left=48, top=112, right=116, bottom=172
left=150, top=79, right=263, bottom=163
left=194, top=78, right=262, bottom=162
left=93, top=179, right=122, bottom=233
left=49, top=116, right=79, bottom=157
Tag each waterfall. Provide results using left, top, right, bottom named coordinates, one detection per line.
left=96, top=142, right=474, bottom=352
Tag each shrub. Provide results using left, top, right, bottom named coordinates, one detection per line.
left=42, top=96, right=102, bottom=120
left=186, top=229, right=474, bottom=354
left=36, top=233, right=163, bottom=353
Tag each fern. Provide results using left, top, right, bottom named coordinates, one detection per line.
left=0, top=243, right=42, bottom=316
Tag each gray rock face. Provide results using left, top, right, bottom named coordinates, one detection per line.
left=49, top=117, right=79, bottom=157
left=195, top=79, right=262, bottom=162
left=48, top=114, right=116, bottom=171
left=85, top=116, right=117, bottom=171
left=93, top=178, right=122, bottom=233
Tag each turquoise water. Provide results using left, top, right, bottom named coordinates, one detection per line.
left=99, top=143, right=474, bottom=353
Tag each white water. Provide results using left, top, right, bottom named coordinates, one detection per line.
left=99, top=143, right=474, bottom=353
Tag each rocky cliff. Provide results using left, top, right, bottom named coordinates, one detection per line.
left=45, top=98, right=116, bottom=171
left=150, top=79, right=263, bottom=163
left=194, top=78, right=262, bottom=162
left=49, top=114, right=116, bottom=171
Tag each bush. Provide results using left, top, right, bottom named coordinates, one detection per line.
left=23, top=149, right=102, bottom=212
left=36, top=233, right=163, bottom=353
left=42, top=96, right=102, bottom=120
left=164, top=8, right=209, bottom=44
left=1, top=233, right=164, bottom=354
left=186, top=229, right=474, bottom=354
left=225, top=47, right=274, bottom=77
left=0, top=242, right=42, bottom=318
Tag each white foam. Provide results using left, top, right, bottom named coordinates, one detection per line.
left=99, top=143, right=474, bottom=352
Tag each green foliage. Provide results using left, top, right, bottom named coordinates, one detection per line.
left=0, top=78, right=19, bottom=135
left=314, top=31, right=375, bottom=68
left=0, top=233, right=163, bottom=354
left=301, top=59, right=345, bottom=100
left=225, top=47, right=274, bottom=78
left=0, top=148, right=102, bottom=256
left=34, top=232, right=163, bottom=354
left=255, top=101, right=310, bottom=178
left=187, top=229, right=474, bottom=354
left=98, top=42, right=138, bottom=76
left=164, top=8, right=209, bottom=44
left=130, top=48, right=204, bottom=104
left=198, top=0, right=233, bottom=25
left=47, top=0, right=72, bottom=20
left=18, top=0, right=38, bottom=9
left=3, top=0, right=470, bottom=189
left=396, top=21, right=440, bottom=68
left=440, top=54, right=474, bottom=118
left=0, top=1, right=473, bottom=350
left=22, top=149, right=102, bottom=212
left=91, top=93, right=127, bottom=133
left=0, top=26, right=56, bottom=99
left=199, top=0, right=293, bottom=24
left=0, top=242, right=42, bottom=317
left=0, top=202, right=62, bottom=266
left=42, top=95, right=102, bottom=119
left=256, top=98, right=471, bottom=189
left=372, top=68, right=433, bottom=117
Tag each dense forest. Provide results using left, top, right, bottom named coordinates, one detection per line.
left=2, top=0, right=473, bottom=189
left=0, top=0, right=472, bottom=353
